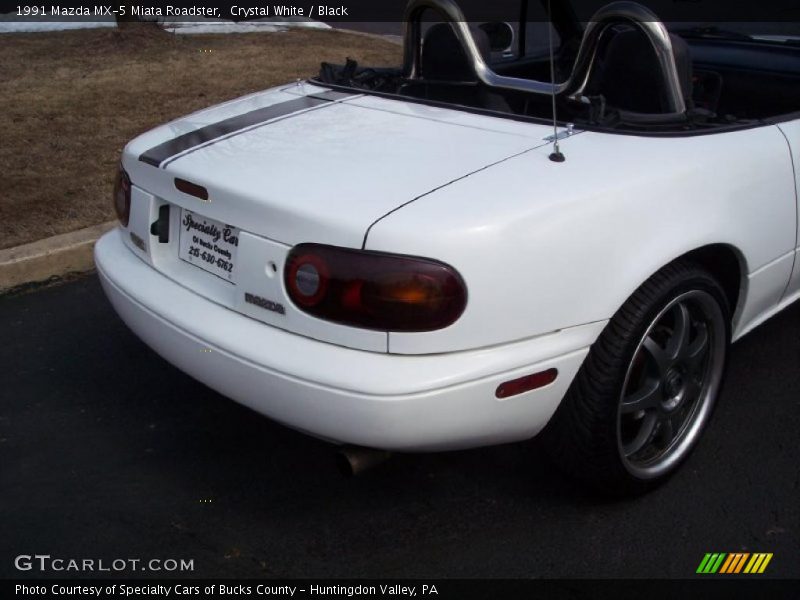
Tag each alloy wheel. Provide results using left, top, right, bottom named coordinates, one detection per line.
left=617, top=289, right=727, bottom=479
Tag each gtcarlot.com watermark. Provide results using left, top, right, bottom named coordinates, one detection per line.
left=14, top=554, right=194, bottom=573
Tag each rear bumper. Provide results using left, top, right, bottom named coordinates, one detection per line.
left=95, top=228, right=603, bottom=451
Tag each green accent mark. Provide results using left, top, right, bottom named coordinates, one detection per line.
left=709, top=553, right=727, bottom=573
left=697, top=554, right=713, bottom=574
left=704, top=554, right=719, bottom=573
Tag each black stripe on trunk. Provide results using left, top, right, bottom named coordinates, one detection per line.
left=139, top=90, right=352, bottom=168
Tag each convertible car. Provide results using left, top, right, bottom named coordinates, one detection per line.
left=95, top=0, right=800, bottom=493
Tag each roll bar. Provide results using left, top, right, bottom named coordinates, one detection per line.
left=401, top=0, right=687, bottom=115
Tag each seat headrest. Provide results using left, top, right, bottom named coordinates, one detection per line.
left=600, top=29, right=693, bottom=113
left=421, top=23, right=491, bottom=82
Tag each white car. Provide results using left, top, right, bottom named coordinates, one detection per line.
left=95, top=0, right=800, bottom=493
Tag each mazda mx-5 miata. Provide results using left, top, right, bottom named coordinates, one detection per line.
left=95, top=0, right=800, bottom=493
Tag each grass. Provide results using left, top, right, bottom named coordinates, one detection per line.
left=0, top=24, right=401, bottom=250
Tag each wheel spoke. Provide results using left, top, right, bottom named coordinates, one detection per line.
left=666, top=302, right=691, bottom=361
left=684, top=323, right=709, bottom=371
left=621, top=378, right=661, bottom=413
left=623, top=411, right=658, bottom=457
left=658, top=413, right=680, bottom=444
left=643, top=336, right=670, bottom=377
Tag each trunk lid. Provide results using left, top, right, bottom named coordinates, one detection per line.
left=123, top=85, right=549, bottom=248
left=120, top=85, right=552, bottom=351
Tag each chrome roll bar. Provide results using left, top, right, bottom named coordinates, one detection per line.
left=402, top=0, right=687, bottom=114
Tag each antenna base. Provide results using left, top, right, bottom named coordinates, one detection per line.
left=549, top=151, right=566, bottom=163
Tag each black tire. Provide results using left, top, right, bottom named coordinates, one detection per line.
left=541, top=260, right=731, bottom=495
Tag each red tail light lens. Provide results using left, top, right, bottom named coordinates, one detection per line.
left=285, top=244, right=467, bottom=332
left=113, top=165, right=131, bottom=227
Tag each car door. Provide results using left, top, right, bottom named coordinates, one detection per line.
left=778, top=119, right=800, bottom=300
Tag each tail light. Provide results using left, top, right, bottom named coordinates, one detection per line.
left=113, top=165, right=131, bottom=227
left=285, top=244, right=467, bottom=332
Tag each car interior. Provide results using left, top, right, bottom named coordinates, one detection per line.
left=316, top=15, right=800, bottom=133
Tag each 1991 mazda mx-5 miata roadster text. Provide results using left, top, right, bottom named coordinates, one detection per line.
left=95, top=0, right=800, bottom=493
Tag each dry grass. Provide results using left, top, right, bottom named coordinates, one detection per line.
left=0, top=24, right=401, bottom=249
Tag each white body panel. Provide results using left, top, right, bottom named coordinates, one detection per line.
left=777, top=121, right=800, bottom=303
left=123, top=84, right=552, bottom=249
left=98, top=82, right=800, bottom=451
left=367, top=123, right=797, bottom=352
left=96, top=229, right=598, bottom=451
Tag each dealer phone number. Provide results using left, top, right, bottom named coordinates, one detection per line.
left=187, top=246, right=234, bottom=273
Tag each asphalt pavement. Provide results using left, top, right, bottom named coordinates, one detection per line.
left=1, top=275, right=798, bottom=579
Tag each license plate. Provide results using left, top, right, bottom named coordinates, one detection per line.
left=178, top=209, right=239, bottom=282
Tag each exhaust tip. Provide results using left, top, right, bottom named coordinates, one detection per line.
left=336, top=446, right=392, bottom=477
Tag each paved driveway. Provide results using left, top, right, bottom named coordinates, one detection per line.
left=1, top=276, right=798, bottom=578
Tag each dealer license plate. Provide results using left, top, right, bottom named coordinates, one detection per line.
left=178, top=209, right=239, bottom=282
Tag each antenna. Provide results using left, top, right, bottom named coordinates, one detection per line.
left=547, top=0, right=565, bottom=163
